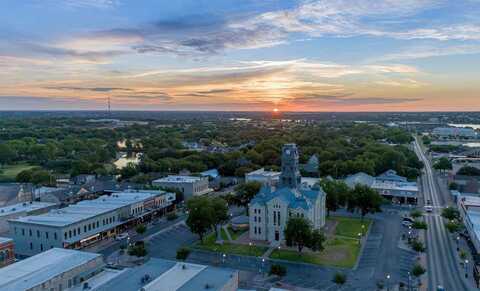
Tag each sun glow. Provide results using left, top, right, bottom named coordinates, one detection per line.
left=273, top=108, right=279, bottom=112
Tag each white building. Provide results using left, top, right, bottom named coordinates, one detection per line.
left=0, top=202, right=57, bottom=235
left=249, top=144, right=326, bottom=245
left=70, top=258, right=238, bottom=291
left=433, top=127, right=477, bottom=139
left=345, top=170, right=419, bottom=204
left=152, top=175, right=211, bottom=198
left=245, top=168, right=281, bottom=187
left=8, top=190, right=175, bottom=256
left=458, top=195, right=480, bottom=254
left=0, top=248, right=104, bottom=291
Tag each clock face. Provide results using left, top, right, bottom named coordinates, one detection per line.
left=285, top=149, right=290, bottom=155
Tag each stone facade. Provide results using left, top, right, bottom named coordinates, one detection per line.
left=249, top=144, right=326, bottom=245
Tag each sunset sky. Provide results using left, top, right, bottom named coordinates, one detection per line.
left=1, top=0, right=480, bottom=111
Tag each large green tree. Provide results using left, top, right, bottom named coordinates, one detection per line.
left=186, top=197, right=214, bottom=242
left=321, top=179, right=350, bottom=216
left=284, top=217, right=312, bottom=253
left=233, top=181, right=262, bottom=208
left=350, top=184, right=383, bottom=220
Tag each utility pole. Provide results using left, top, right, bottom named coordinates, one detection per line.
left=107, top=96, right=111, bottom=116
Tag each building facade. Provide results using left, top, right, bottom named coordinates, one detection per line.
left=152, top=175, right=211, bottom=198
left=249, top=144, right=326, bottom=245
left=0, top=237, right=14, bottom=267
left=245, top=168, right=281, bottom=187
left=0, top=248, right=104, bottom=291
left=0, top=202, right=57, bottom=235
left=8, top=190, right=175, bottom=256
left=345, top=170, right=419, bottom=204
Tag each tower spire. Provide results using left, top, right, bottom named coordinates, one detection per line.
left=279, top=143, right=301, bottom=189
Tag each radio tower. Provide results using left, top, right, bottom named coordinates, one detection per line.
left=107, top=96, right=111, bottom=117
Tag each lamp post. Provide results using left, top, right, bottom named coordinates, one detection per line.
left=465, top=259, right=469, bottom=278
left=261, top=258, right=265, bottom=274
left=407, top=271, right=411, bottom=291
left=457, top=236, right=461, bottom=251
left=358, top=233, right=362, bottom=245
left=386, top=274, right=391, bottom=291
left=222, top=253, right=226, bottom=264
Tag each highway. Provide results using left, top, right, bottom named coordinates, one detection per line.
left=413, top=137, right=472, bottom=291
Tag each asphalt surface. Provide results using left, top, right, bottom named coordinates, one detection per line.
left=413, top=137, right=473, bottom=291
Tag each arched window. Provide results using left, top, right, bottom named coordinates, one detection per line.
left=0, top=251, right=5, bottom=262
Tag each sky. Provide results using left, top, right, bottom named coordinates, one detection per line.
left=1, top=0, right=480, bottom=112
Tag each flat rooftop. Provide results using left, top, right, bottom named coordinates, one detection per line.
left=153, top=175, right=204, bottom=183
left=0, top=248, right=102, bottom=291
left=372, top=181, right=419, bottom=192
left=246, top=168, right=280, bottom=177
left=460, top=195, right=480, bottom=207
left=10, top=190, right=166, bottom=227
left=85, top=258, right=236, bottom=291
left=0, top=237, right=13, bottom=244
left=0, top=201, right=56, bottom=218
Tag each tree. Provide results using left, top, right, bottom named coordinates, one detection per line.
left=412, top=220, right=427, bottom=230
left=0, top=144, right=16, bottom=167
left=211, top=197, right=229, bottom=237
left=321, top=179, right=350, bottom=216
left=136, top=224, right=147, bottom=235
left=433, top=157, right=452, bottom=172
left=445, top=221, right=463, bottom=233
left=411, top=264, right=426, bottom=278
left=350, top=185, right=383, bottom=220
left=269, top=264, right=286, bottom=277
left=176, top=247, right=190, bottom=260
left=441, top=206, right=460, bottom=220
left=411, top=240, right=425, bottom=252
left=332, top=272, right=347, bottom=286
left=309, top=229, right=326, bottom=252
left=449, top=182, right=459, bottom=190
left=457, top=166, right=480, bottom=176
left=233, top=181, right=261, bottom=208
left=186, top=197, right=214, bottom=242
left=284, top=217, right=312, bottom=253
left=410, top=209, right=423, bottom=219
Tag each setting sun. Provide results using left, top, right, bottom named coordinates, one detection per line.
left=273, top=108, right=279, bottom=113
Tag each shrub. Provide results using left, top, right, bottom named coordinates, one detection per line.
left=128, top=244, right=147, bottom=257
left=445, top=221, right=462, bottom=233
left=411, top=240, right=425, bottom=252
left=136, top=224, right=147, bottom=234
left=176, top=247, right=190, bottom=260
left=167, top=212, right=178, bottom=221
left=332, top=272, right=347, bottom=285
left=442, top=207, right=460, bottom=220
left=413, top=220, right=427, bottom=230
left=410, top=210, right=423, bottom=219
left=269, top=264, right=287, bottom=277
left=411, top=264, right=426, bottom=277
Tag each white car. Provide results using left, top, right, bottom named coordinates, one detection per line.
left=424, top=205, right=433, bottom=212
left=402, top=220, right=413, bottom=227
left=115, top=233, right=129, bottom=241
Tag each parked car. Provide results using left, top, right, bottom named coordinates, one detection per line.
left=115, top=233, right=129, bottom=241
left=403, top=217, right=415, bottom=223
left=402, top=220, right=413, bottom=227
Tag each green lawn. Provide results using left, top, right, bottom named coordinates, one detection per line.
left=329, top=216, right=371, bottom=238
left=0, top=164, right=36, bottom=182
left=227, top=226, right=248, bottom=241
left=195, top=233, right=267, bottom=257
left=270, top=237, right=361, bottom=268
left=220, top=228, right=229, bottom=241
left=269, top=216, right=370, bottom=268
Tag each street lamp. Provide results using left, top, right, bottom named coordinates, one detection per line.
left=386, top=274, right=391, bottom=291
left=465, top=259, right=469, bottom=278
left=222, top=253, right=226, bottom=264
left=457, top=236, right=461, bottom=251
left=358, top=233, right=362, bottom=245
left=407, top=271, right=411, bottom=291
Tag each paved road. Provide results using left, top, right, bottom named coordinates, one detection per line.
left=414, top=137, right=472, bottom=291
